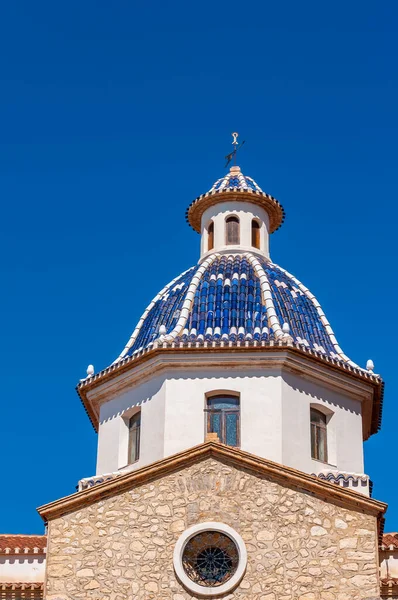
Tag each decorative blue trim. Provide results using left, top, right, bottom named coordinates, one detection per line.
left=122, top=255, right=341, bottom=360
left=210, top=172, right=264, bottom=194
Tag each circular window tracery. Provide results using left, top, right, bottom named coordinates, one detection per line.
left=173, top=522, right=247, bottom=597
left=182, top=531, right=239, bottom=587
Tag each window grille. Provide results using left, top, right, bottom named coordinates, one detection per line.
left=206, top=396, right=240, bottom=447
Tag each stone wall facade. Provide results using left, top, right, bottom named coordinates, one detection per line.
left=45, top=458, right=380, bottom=600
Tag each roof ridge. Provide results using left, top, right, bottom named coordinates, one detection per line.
left=38, top=440, right=387, bottom=523
left=265, top=258, right=361, bottom=371
left=0, top=533, right=46, bottom=537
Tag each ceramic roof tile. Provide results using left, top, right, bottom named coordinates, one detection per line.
left=0, top=535, right=46, bottom=554
left=381, top=532, right=398, bottom=549
left=209, top=167, right=264, bottom=194
left=116, top=254, right=351, bottom=366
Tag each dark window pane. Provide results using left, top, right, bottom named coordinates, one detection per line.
left=310, top=409, right=326, bottom=425
left=226, top=413, right=238, bottom=447
left=310, top=410, right=328, bottom=463
left=129, top=413, right=141, bottom=428
left=317, top=426, right=327, bottom=462
left=208, top=396, right=239, bottom=410
left=206, top=395, right=240, bottom=447
left=311, top=423, right=317, bottom=459
left=208, top=222, right=214, bottom=251
left=210, top=413, right=221, bottom=439
left=128, top=413, right=141, bottom=463
left=251, top=220, right=260, bottom=249
left=226, top=217, right=240, bottom=245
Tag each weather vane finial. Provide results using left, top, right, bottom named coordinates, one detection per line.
left=225, top=132, right=245, bottom=168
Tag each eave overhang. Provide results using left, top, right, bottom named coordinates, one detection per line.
left=37, top=440, right=387, bottom=524
left=186, top=189, right=285, bottom=233
left=0, top=534, right=46, bottom=555
left=380, top=578, right=398, bottom=597
left=0, top=583, right=44, bottom=592
left=77, top=341, right=383, bottom=440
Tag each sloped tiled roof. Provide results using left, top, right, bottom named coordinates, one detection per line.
left=209, top=168, right=265, bottom=194
left=0, top=582, right=43, bottom=600
left=186, top=166, right=285, bottom=233
left=38, top=440, right=387, bottom=523
left=381, top=532, right=398, bottom=550
left=116, top=254, right=360, bottom=367
left=380, top=576, right=398, bottom=595
left=0, top=535, right=46, bottom=554
left=0, top=583, right=43, bottom=589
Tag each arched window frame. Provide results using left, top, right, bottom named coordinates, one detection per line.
left=225, top=215, right=240, bottom=245
left=128, top=411, right=141, bottom=464
left=251, top=219, right=261, bottom=249
left=205, top=393, right=240, bottom=447
left=207, top=220, right=214, bottom=251
left=310, top=407, right=328, bottom=463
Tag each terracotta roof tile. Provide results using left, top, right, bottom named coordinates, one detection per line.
left=380, top=577, right=398, bottom=590
left=381, top=532, right=398, bottom=549
left=0, top=534, right=46, bottom=554
left=0, top=583, right=43, bottom=590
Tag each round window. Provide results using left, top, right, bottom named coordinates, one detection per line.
left=173, top=522, right=247, bottom=597
left=183, top=530, right=239, bottom=586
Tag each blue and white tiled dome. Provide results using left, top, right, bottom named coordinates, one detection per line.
left=114, top=161, right=363, bottom=370
left=116, top=253, right=355, bottom=367
left=210, top=169, right=265, bottom=193
left=79, top=157, right=382, bottom=440
left=185, top=165, right=285, bottom=234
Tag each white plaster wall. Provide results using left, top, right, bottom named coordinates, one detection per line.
left=281, top=372, right=364, bottom=474
left=200, top=201, right=270, bottom=260
left=380, top=550, right=398, bottom=579
left=96, top=374, right=167, bottom=475
left=0, top=554, right=45, bottom=583
left=95, top=365, right=365, bottom=478
left=163, top=369, right=283, bottom=461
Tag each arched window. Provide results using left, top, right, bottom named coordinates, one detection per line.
left=128, top=412, right=141, bottom=463
left=251, top=219, right=260, bottom=249
left=206, top=395, right=240, bottom=447
left=207, top=221, right=214, bottom=251
left=310, top=408, right=327, bottom=462
left=225, top=216, right=240, bottom=245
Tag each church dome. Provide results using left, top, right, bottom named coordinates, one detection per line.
left=78, top=146, right=383, bottom=486
left=115, top=160, right=358, bottom=368
left=116, top=253, right=354, bottom=367
left=186, top=165, right=285, bottom=234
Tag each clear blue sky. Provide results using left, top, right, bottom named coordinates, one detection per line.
left=1, top=1, right=397, bottom=533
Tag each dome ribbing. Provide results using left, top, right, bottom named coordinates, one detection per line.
left=185, top=166, right=285, bottom=234
left=116, top=254, right=354, bottom=368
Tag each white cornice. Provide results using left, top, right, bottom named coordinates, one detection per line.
left=84, top=348, right=375, bottom=439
